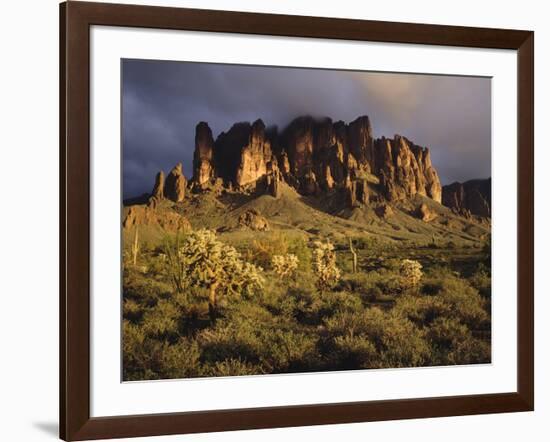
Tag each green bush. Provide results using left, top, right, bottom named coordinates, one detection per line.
left=324, top=308, right=429, bottom=369
left=197, top=318, right=319, bottom=373
left=397, top=273, right=489, bottom=331
left=469, top=265, right=491, bottom=299
left=426, top=317, right=490, bottom=365
left=242, top=231, right=290, bottom=269
left=287, top=235, right=312, bottom=272
left=201, top=358, right=264, bottom=377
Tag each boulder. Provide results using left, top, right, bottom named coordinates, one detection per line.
left=375, top=203, right=394, bottom=219
left=417, top=203, right=437, bottom=222
left=123, top=205, right=191, bottom=232
left=238, top=209, right=269, bottom=231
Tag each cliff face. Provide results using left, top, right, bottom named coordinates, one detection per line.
left=164, top=163, right=187, bottom=202
left=193, top=115, right=441, bottom=204
left=442, top=178, right=491, bottom=218
left=375, top=136, right=441, bottom=203
left=193, top=122, right=215, bottom=188
left=148, top=114, right=446, bottom=210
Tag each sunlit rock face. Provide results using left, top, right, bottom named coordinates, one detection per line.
left=193, top=122, right=215, bottom=188
left=164, top=163, right=187, bottom=202
left=374, top=135, right=442, bottom=203
left=235, top=119, right=273, bottom=188
left=153, top=114, right=447, bottom=210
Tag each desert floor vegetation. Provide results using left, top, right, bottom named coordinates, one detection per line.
left=122, top=226, right=491, bottom=380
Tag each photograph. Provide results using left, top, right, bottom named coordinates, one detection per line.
left=121, top=59, right=492, bottom=381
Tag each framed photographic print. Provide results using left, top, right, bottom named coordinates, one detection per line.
left=60, top=1, right=534, bottom=440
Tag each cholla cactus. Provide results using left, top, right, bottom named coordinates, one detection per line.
left=312, top=240, right=340, bottom=291
left=272, top=254, right=299, bottom=279
left=164, top=229, right=264, bottom=320
left=399, top=259, right=423, bottom=288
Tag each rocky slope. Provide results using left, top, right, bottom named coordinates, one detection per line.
left=123, top=115, right=491, bottom=238
left=442, top=178, right=491, bottom=218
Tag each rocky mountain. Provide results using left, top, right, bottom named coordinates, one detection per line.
left=186, top=115, right=442, bottom=206
left=124, top=115, right=491, bottom=238
left=442, top=178, right=491, bottom=218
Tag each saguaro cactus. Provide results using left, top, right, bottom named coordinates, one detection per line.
left=348, top=237, right=358, bottom=273
left=131, top=227, right=140, bottom=266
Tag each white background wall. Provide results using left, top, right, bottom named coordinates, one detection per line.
left=0, top=0, right=546, bottom=441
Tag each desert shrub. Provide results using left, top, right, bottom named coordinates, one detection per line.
left=374, top=275, right=403, bottom=296
left=331, top=335, right=377, bottom=368
left=225, top=300, right=276, bottom=324
left=312, top=240, right=341, bottom=291
left=399, top=259, right=423, bottom=289
left=426, top=317, right=490, bottom=365
left=123, top=298, right=143, bottom=322
left=340, top=271, right=398, bottom=298
left=123, top=272, right=170, bottom=306
left=481, top=238, right=491, bottom=266
left=122, top=321, right=201, bottom=380
left=397, top=273, right=489, bottom=330
left=324, top=308, right=429, bottom=369
left=362, top=309, right=429, bottom=368
left=286, top=287, right=324, bottom=325
left=393, top=295, right=450, bottom=326
left=354, top=236, right=378, bottom=250
left=338, top=273, right=374, bottom=292
left=272, top=254, right=299, bottom=279
left=244, top=231, right=290, bottom=268
left=154, top=338, right=202, bottom=379
left=257, top=277, right=294, bottom=315
left=286, top=236, right=312, bottom=272
left=140, top=298, right=180, bottom=339
left=261, top=328, right=319, bottom=372
left=324, top=310, right=370, bottom=337
left=384, top=258, right=402, bottom=272
left=122, top=320, right=146, bottom=375
left=469, top=265, right=491, bottom=299
left=435, top=277, right=489, bottom=328
left=198, top=318, right=318, bottom=373
left=198, top=320, right=263, bottom=365
left=363, top=286, right=385, bottom=303
left=337, top=268, right=402, bottom=299
left=421, top=281, right=443, bottom=296
left=318, top=291, right=364, bottom=318
left=201, top=358, right=264, bottom=377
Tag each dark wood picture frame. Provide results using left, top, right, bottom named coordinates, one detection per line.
left=60, top=1, right=534, bottom=440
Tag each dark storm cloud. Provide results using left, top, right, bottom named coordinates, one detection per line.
left=122, top=59, right=491, bottom=198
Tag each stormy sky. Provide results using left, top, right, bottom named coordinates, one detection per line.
left=122, top=59, right=491, bottom=199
